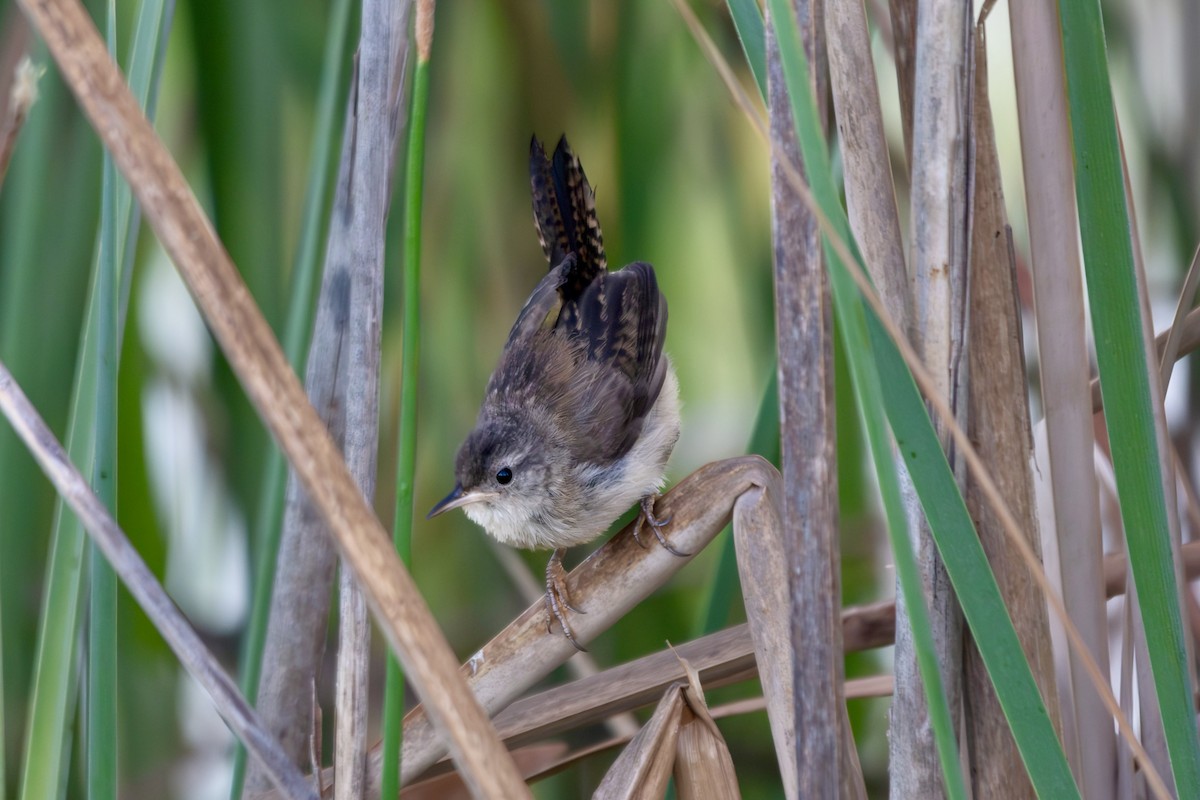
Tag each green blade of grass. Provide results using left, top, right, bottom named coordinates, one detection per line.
left=227, top=0, right=353, bottom=796
left=765, top=0, right=1078, bottom=795
left=727, top=0, right=767, bottom=102
left=382, top=8, right=434, bottom=797
left=16, top=3, right=168, bottom=797
left=0, top=61, right=99, bottom=758
left=85, top=4, right=120, bottom=796
left=17, top=292, right=96, bottom=800
left=1058, top=0, right=1200, bottom=793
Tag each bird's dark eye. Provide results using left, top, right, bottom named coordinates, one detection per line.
left=496, top=467, right=513, bottom=485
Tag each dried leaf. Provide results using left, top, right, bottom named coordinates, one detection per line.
left=594, top=683, right=686, bottom=800
left=675, top=702, right=740, bottom=800
left=673, top=652, right=740, bottom=799
left=731, top=467, right=797, bottom=796
left=962, top=24, right=1057, bottom=799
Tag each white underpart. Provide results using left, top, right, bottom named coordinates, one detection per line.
left=464, top=360, right=681, bottom=550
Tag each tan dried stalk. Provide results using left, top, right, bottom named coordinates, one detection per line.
left=250, top=2, right=411, bottom=793
left=892, top=0, right=974, bottom=790
left=961, top=23, right=1058, bottom=798
left=671, top=657, right=740, bottom=800
left=1009, top=0, right=1111, bottom=789
left=596, top=655, right=739, bottom=799
left=259, top=596, right=896, bottom=798
left=825, top=0, right=909, bottom=334
left=762, top=2, right=846, bottom=794
left=823, top=6, right=910, bottom=792
left=883, top=0, right=916, bottom=167
left=592, top=678, right=683, bottom=799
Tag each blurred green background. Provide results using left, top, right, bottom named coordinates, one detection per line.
left=1, top=0, right=1194, bottom=796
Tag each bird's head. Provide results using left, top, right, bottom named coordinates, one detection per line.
left=426, top=410, right=567, bottom=543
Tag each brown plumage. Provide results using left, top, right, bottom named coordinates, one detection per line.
left=429, top=135, right=682, bottom=649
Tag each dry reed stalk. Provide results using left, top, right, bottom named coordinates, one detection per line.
left=1011, top=0, right=1112, bottom=786
left=593, top=655, right=740, bottom=799
left=961, top=23, right=1058, bottom=798
left=248, top=3, right=411, bottom=794
left=482, top=537, right=641, bottom=739
left=891, top=0, right=972, bottom=794
left=823, top=6, right=911, bottom=790
left=763, top=2, right=847, bottom=795
left=591, top=679, right=683, bottom=799
left=732, top=448, right=865, bottom=797
left=883, top=0, right=916, bottom=167
left=263, top=595, right=896, bottom=798
left=825, top=0, right=909, bottom=335
left=510, top=675, right=893, bottom=791
left=670, top=657, right=740, bottom=800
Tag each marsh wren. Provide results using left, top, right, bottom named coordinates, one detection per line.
left=427, top=136, right=682, bottom=649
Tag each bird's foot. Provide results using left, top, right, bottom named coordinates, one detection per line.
left=632, top=493, right=688, bottom=556
left=545, top=548, right=587, bottom=652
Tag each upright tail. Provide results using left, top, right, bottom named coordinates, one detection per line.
left=529, top=136, right=607, bottom=289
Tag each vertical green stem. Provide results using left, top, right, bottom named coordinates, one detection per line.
left=87, top=5, right=120, bottom=799
left=1057, top=0, right=1200, bottom=792
left=382, top=6, right=433, bottom=797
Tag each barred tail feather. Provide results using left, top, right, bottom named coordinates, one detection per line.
left=529, top=135, right=607, bottom=292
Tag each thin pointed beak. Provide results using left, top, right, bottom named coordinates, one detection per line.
left=426, top=483, right=490, bottom=519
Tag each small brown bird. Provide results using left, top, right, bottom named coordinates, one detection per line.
left=428, top=136, right=682, bottom=649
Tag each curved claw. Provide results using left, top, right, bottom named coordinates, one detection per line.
left=545, top=550, right=587, bottom=652
left=636, top=494, right=690, bottom=557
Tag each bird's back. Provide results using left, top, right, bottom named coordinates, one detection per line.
left=489, top=137, right=671, bottom=467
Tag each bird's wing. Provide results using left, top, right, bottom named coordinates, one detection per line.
left=503, top=256, right=571, bottom=349
left=557, top=261, right=669, bottom=461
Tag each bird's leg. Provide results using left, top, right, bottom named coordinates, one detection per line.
left=545, top=548, right=587, bottom=651
left=632, top=493, right=689, bottom=556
